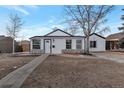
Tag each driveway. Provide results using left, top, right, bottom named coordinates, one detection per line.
left=93, top=52, right=124, bottom=63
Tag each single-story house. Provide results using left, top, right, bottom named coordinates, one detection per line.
left=106, top=32, right=124, bottom=50
left=30, top=29, right=106, bottom=54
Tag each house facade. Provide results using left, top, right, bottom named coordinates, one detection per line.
left=106, top=32, right=124, bottom=50
left=30, top=29, right=106, bottom=54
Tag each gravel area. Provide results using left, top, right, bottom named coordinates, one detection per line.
left=22, top=55, right=124, bottom=88
left=0, top=54, right=36, bottom=79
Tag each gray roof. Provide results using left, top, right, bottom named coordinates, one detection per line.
left=106, top=32, right=124, bottom=41
left=0, top=35, right=12, bottom=40
left=0, top=35, right=5, bottom=39
left=30, top=29, right=105, bottom=39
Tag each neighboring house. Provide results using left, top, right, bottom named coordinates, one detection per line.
left=0, top=35, right=17, bottom=53
left=30, top=29, right=106, bottom=54
left=106, top=32, right=124, bottom=50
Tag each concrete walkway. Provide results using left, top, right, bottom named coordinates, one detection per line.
left=0, top=54, right=49, bottom=88
left=93, top=53, right=124, bottom=63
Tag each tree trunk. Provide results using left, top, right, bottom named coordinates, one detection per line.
left=12, top=38, right=15, bottom=54
left=85, top=36, right=90, bottom=54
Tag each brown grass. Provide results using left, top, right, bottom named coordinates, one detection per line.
left=22, top=55, right=124, bottom=88
left=0, top=54, right=36, bottom=79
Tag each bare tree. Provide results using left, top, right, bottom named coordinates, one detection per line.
left=64, top=5, right=113, bottom=54
left=66, top=21, right=79, bottom=35
left=118, top=9, right=124, bottom=31
left=6, top=13, right=24, bottom=53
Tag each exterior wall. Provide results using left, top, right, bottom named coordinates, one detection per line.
left=0, top=37, right=13, bottom=53
left=51, top=39, right=66, bottom=54
left=51, top=38, right=85, bottom=54
left=47, top=30, right=70, bottom=36
left=30, top=34, right=105, bottom=54
left=72, top=39, right=76, bottom=49
left=40, top=39, right=44, bottom=50
left=31, top=38, right=84, bottom=54
left=89, top=34, right=105, bottom=52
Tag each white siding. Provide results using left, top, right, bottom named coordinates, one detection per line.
left=89, top=34, right=105, bottom=51
left=72, top=39, right=76, bottom=49
left=40, top=39, right=44, bottom=50
left=47, top=30, right=70, bottom=36
left=30, top=34, right=105, bottom=54
left=82, top=39, right=84, bottom=50
left=51, top=38, right=84, bottom=54
left=51, top=39, right=66, bottom=54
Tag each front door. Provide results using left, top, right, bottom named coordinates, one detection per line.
left=44, top=39, right=51, bottom=53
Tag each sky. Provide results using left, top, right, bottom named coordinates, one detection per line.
left=0, top=5, right=123, bottom=41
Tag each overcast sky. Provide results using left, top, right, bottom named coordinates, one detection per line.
left=0, top=5, right=123, bottom=40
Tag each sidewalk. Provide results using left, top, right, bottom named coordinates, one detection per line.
left=0, top=54, right=49, bottom=88
left=93, top=53, right=124, bottom=63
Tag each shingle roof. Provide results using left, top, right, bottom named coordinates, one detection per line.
left=44, top=29, right=74, bottom=36
left=90, top=33, right=105, bottom=39
left=106, top=32, right=124, bottom=41
left=30, top=29, right=105, bottom=39
left=30, top=36, right=84, bottom=39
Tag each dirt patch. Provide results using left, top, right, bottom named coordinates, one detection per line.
left=0, top=54, right=36, bottom=79
left=22, top=55, right=124, bottom=88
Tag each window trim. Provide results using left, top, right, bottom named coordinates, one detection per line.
left=90, top=41, right=97, bottom=48
left=66, top=40, right=72, bottom=49
left=76, top=40, right=82, bottom=49
left=32, top=39, right=41, bottom=49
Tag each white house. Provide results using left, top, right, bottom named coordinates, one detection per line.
left=30, top=29, right=106, bottom=54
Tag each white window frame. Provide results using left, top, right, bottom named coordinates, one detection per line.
left=76, top=40, right=82, bottom=49
left=32, top=39, right=41, bottom=49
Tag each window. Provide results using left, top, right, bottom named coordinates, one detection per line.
left=66, top=40, right=72, bottom=49
left=32, top=39, right=40, bottom=49
left=76, top=40, right=82, bottom=49
left=90, top=41, right=96, bottom=48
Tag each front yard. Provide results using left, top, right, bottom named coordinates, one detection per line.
left=0, top=54, right=36, bottom=79
left=22, top=54, right=124, bottom=88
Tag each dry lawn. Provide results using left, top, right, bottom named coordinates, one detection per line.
left=21, top=55, right=124, bottom=88
left=0, top=54, right=36, bottom=79
left=93, top=51, right=124, bottom=58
